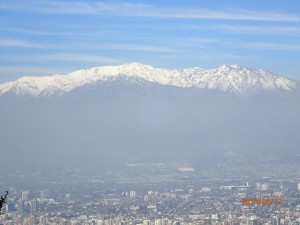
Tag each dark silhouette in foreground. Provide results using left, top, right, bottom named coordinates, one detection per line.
left=0, top=191, right=8, bottom=214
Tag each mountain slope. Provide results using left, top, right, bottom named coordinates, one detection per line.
left=0, top=63, right=296, bottom=96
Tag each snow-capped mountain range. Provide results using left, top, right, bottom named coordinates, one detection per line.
left=0, top=62, right=296, bottom=96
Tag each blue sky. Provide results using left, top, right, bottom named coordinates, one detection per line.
left=0, top=0, right=300, bottom=82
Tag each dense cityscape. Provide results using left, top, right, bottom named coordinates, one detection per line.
left=1, top=157, right=299, bottom=225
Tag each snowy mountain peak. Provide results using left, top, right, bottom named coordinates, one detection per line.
left=120, top=61, right=153, bottom=69
left=218, top=64, right=242, bottom=70
left=0, top=63, right=296, bottom=97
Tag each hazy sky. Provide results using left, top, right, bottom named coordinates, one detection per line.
left=0, top=0, right=300, bottom=82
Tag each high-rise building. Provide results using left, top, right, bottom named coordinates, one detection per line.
left=247, top=216, right=258, bottom=225
left=22, top=191, right=29, bottom=201
left=261, top=183, right=269, bottom=191
left=154, top=219, right=162, bottom=225
left=23, top=217, right=29, bottom=225
left=144, top=195, right=149, bottom=202
left=59, top=219, right=66, bottom=225
left=202, top=187, right=211, bottom=192
left=41, top=190, right=50, bottom=199
left=256, top=183, right=261, bottom=189
left=97, top=220, right=104, bottom=225
left=30, top=199, right=37, bottom=215
left=298, top=183, right=300, bottom=191
left=243, top=182, right=250, bottom=187
left=162, top=219, right=169, bottom=225
left=39, top=216, right=46, bottom=225
left=129, top=191, right=136, bottom=198
left=6, top=203, right=15, bottom=212
left=17, top=199, right=24, bottom=215
left=143, top=220, right=150, bottom=225
left=272, top=217, right=280, bottom=225
left=66, top=194, right=71, bottom=200
left=28, top=216, right=35, bottom=225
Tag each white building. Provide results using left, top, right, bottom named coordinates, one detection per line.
left=130, top=191, right=136, bottom=198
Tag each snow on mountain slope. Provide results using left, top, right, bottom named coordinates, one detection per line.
left=0, top=62, right=296, bottom=96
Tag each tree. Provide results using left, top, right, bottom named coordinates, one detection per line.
left=0, top=191, right=8, bottom=214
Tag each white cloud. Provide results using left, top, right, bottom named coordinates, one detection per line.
left=219, top=40, right=300, bottom=51
left=0, top=54, right=123, bottom=64
left=92, top=43, right=179, bottom=53
left=0, top=36, right=179, bottom=52
left=244, top=42, right=300, bottom=51
left=0, top=66, right=67, bottom=74
left=0, top=66, right=72, bottom=82
left=210, top=24, right=300, bottom=35
left=188, top=38, right=220, bottom=44
left=0, top=38, right=49, bottom=48
left=1, top=1, right=299, bottom=22
left=0, top=27, right=120, bottom=37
